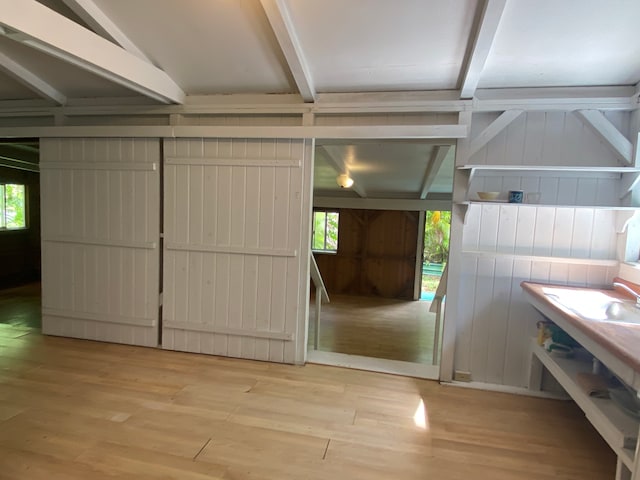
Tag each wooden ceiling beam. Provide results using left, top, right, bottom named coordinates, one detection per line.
left=260, top=0, right=316, bottom=102
left=0, top=123, right=467, bottom=139
left=459, top=0, right=508, bottom=99
left=474, top=87, right=636, bottom=111
left=0, top=0, right=185, bottom=104
left=314, top=196, right=452, bottom=212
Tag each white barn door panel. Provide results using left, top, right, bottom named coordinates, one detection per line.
left=162, top=138, right=311, bottom=364
left=40, top=138, right=160, bottom=347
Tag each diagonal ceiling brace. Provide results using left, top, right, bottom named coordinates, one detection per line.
left=468, top=109, right=522, bottom=158
left=0, top=0, right=184, bottom=104
left=420, top=145, right=451, bottom=199
left=260, top=0, right=316, bottom=102
left=0, top=155, right=39, bottom=172
left=0, top=51, right=67, bottom=105
left=574, top=110, right=633, bottom=165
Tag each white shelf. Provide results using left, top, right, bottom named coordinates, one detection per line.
left=453, top=201, right=640, bottom=226
left=461, top=250, right=618, bottom=267
left=458, top=201, right=639, bottom=210
left=459, top=164, right=640, bottom=173
left=532, top=340, right=638, bottom=470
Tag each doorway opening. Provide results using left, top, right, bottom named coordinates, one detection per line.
left=307, top=140, right=455, bottom=379
left=420, top=210, right=450, bottom=302
left=0, top=139, right=42, bottom=334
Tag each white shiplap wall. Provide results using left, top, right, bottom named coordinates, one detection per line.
left=162, top=137, right=312, bottom=364
left=457, top=204, right=618, bottom=386
left=40, top=138, right=160, bottom=346
left=468, top=111, right=630, bottom=167
left=467, top=111, right=630, bottom=206
left=450, top=110, right=629, bottom=387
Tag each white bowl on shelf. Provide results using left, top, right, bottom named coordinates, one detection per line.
left=477, top=191, right=500, bottom=201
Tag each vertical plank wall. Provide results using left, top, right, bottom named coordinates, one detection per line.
left=466, top=110, right=629, bottom=206
left=40, top=138, right=160, bottom=346
left=162, top=137, right=312, bottom=364
left=450, top=111, right=628, bottom=387
left=314, top=209, right=420, bottom=299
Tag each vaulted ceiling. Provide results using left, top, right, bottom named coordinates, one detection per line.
left=0, top=0, right=639, bottom=199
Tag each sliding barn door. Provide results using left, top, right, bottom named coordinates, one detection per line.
left=162, top=138, right=311, bottom=364
left=40, top=138, right=160, bottom=346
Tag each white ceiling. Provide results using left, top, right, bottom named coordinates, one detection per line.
left=91, top=0, right=295, bottom=95
left=286, top=0, right=477, bottom=92
left=314, top=141, right=455, bottom=198
left=0, top=0, right=638, bottom=200
left=478, top=0, right=640, bottom=88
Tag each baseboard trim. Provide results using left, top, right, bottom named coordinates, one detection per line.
left=442, top=380, right=569, bottom=400
left=307, top=350, right=440, bottom=380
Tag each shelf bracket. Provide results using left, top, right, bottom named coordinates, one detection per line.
left=615, top=210, right=640, bottom=234
left=621, top=171, right=640, bottom=201
left=456, top=167, right=475, bottom=193
left=454, top=202, right=470, bottom=225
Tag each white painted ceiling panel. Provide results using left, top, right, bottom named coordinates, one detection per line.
left=0, top=72, right=40, bottom=100
left=36, top=0, right=89, bottom=27
left=286, top=0, right=478, bottom=92
left=479, top=0, right=640, bottom=88
left=91, top=0, right=295, bottom=95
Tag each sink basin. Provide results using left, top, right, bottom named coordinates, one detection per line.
left=543, top=287, right=640, bottom=325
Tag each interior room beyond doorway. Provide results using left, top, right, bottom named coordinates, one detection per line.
left=307, top=293, right=436, bottom=364
left=309, top=140, right=454, bottom=376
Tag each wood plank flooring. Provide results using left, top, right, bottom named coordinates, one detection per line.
left=308, top=294, right=435, bottom=363
left=0, top=282, right=41, bottom=329
left=0, top=324, right=616, bottom=479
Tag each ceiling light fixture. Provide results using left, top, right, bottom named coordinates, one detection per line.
left=336, top=173, right=354, bottom=188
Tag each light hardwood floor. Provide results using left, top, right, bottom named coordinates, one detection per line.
left=308, top=294, right=436, bottom=363
left=0, top=323, right=615, bottom=479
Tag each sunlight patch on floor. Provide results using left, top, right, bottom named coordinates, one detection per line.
left=413, top=398, right=429, bottom=430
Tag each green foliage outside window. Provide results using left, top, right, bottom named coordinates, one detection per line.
left=423, top=210, right=450, bottom=264
left=0, top=184, right=26, bottom=230
left=312, top=211, right=339, bottom=252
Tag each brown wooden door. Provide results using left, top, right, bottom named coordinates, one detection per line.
left=315, top=209, right=419, bottom=299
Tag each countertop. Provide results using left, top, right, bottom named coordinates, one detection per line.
left=521, top=280, right=640, bottom=375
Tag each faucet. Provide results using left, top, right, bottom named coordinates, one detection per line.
left=613, top=282, right=640, bottom=308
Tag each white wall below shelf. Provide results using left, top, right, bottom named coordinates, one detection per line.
left=461, top=249, right=619, bottom=267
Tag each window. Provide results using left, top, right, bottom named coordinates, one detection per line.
left=0, top=184, right=27, bottom=230
left=312, top=210, right=339, bottom=252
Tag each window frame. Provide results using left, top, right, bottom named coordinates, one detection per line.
left=311, top=209, right=339, bottom=254
left=0, top=183, right=28, bottom=232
